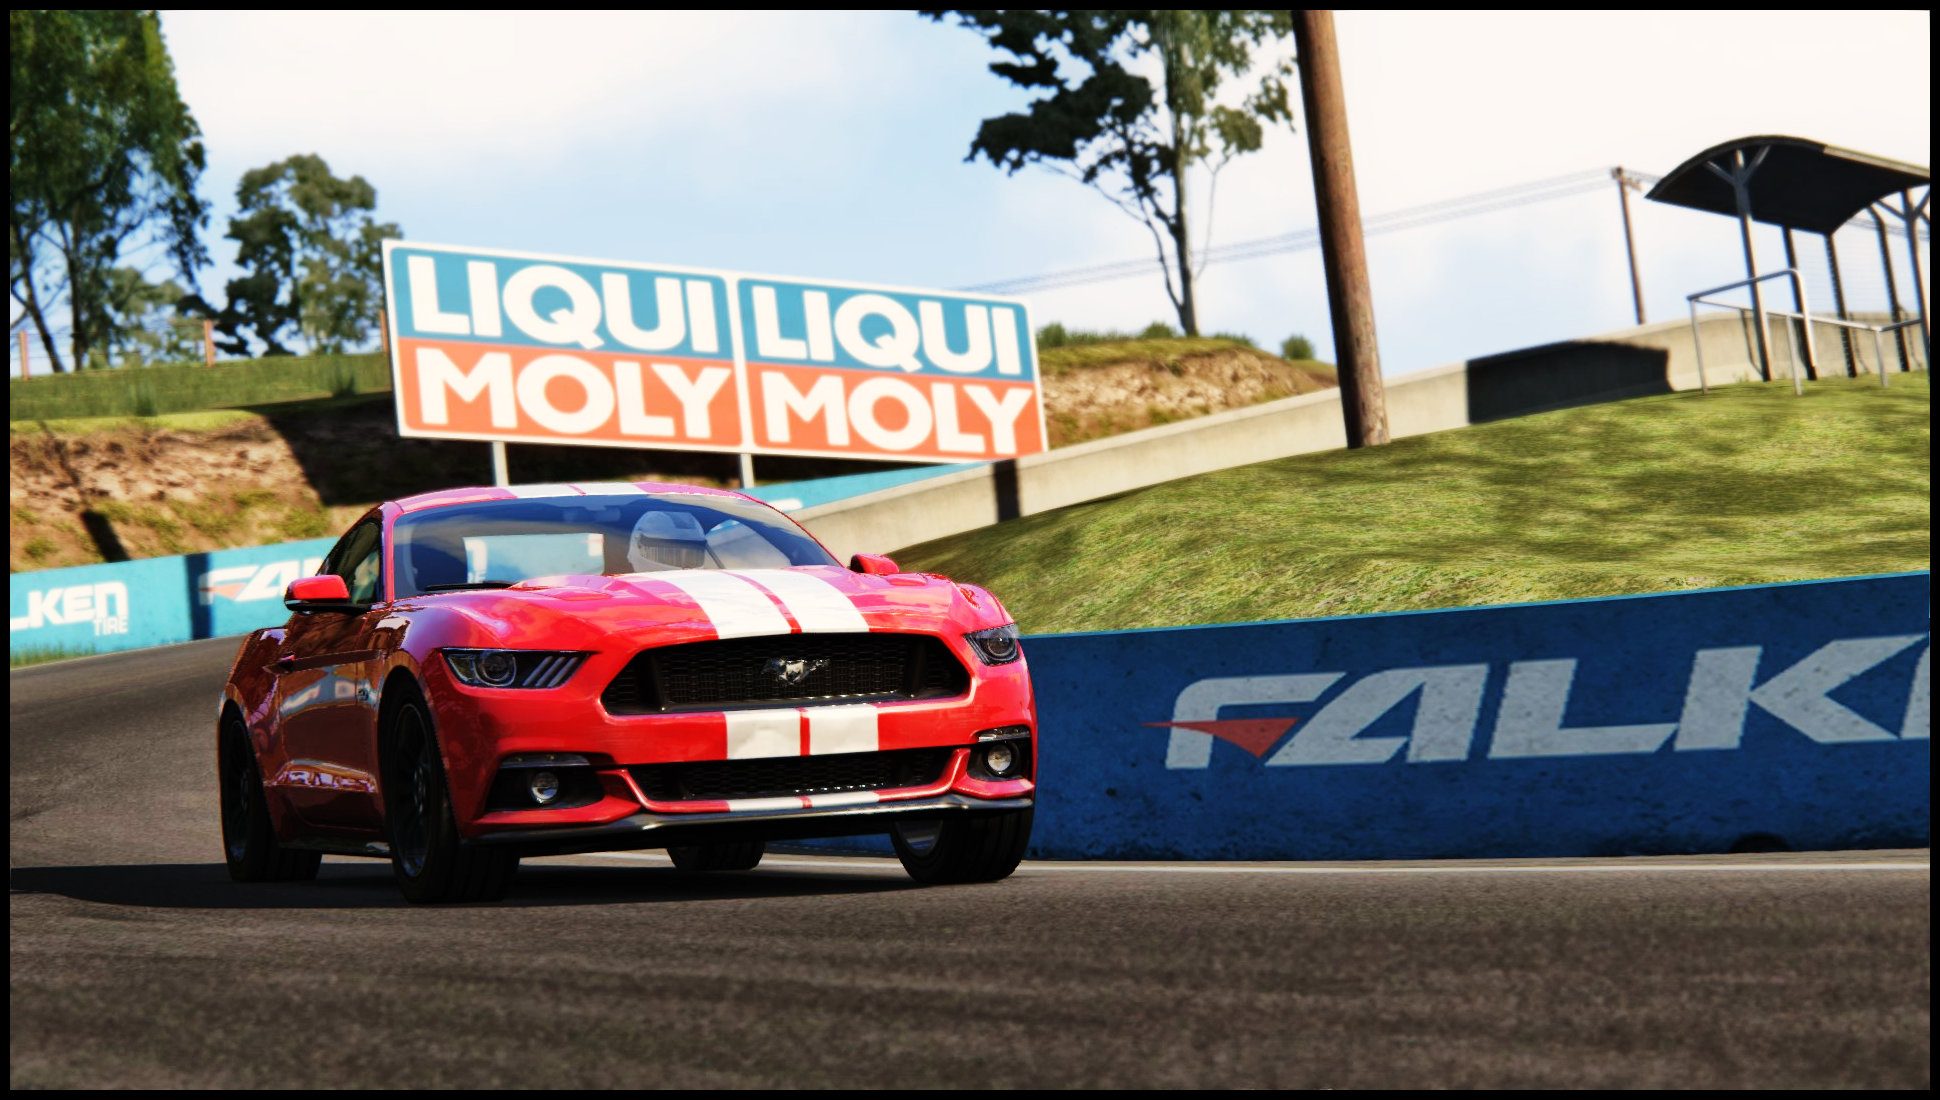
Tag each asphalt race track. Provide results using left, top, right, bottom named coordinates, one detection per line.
left=10, top=638, right=1931, bottom=1089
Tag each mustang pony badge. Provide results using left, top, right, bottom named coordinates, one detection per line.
left=763, top=656, right=830, bottom=686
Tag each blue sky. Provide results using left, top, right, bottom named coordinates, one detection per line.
left=131, top=11, right=1933, bottom=375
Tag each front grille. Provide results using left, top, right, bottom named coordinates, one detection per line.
left=602, top=632, right=967, bottom=714
left=632, top=747, right=954, bottom=803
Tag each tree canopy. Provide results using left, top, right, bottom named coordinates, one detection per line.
left=9, top=10, right=208, bottom=372
left=925, top=10, right=1296, bottom=335
left=219, top=154, right=399, bottom=356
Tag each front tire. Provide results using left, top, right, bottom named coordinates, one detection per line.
left=668, top=841, right=765, bottom=872
left=219, top=715, right=322, bottom=882
left=892, top=808, right=1032, bottom=885
left=384, top=691, right=517, bottom=903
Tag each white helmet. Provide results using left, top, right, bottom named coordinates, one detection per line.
left=627, top=511, right=709, bottom=572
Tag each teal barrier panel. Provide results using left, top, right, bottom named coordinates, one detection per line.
left=7, top=556, right=193, bottom=659
left=10, top=538, right=336, bottom=661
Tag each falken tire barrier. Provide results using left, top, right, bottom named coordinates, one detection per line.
left=804, top=572, right=1929, bottom=860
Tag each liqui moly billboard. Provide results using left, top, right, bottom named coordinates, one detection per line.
left=381, top=242, right=1045, bottom=463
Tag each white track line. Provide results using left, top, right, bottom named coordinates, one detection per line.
left=581, top=852, right=1929, bottom=876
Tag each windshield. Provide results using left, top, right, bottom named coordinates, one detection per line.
left=391, top=493, right=838, bottom=598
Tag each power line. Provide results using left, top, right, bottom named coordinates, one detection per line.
left=960, top=168, right=1629, bottom=295
left=959, top=165, right=1926, bottom=297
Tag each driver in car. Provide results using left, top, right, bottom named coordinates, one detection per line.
left=627, top=510, right=711, bottom=571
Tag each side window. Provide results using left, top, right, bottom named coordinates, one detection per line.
left=328, top=519, right=385, bottom=606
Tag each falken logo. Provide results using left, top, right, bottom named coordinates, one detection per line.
left=198, top=557, right=325, bottom=604
left=1149, top=635, right=1930, bottom=768
left=8, top=581, right=130, bottom=637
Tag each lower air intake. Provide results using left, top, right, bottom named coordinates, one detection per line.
left=631, top=748, right=955, bottom=803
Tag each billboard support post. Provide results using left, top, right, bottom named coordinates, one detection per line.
left=738, top=453, right=756, bottom=488
left=490, top=442, right=509, bottom=487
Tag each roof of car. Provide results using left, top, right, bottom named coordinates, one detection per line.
left=393, top=481, right=755, bottom=514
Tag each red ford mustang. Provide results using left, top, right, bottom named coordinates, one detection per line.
left=217, top=482, right=1036, bottom=902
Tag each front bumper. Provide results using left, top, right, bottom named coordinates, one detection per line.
left=470, top=791, right=1034, bottom=858
left=465, top=743, right=1034, bottom=852
left=421, top=640, right=1038, bottom=843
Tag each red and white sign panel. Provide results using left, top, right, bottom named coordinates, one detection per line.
left=381, top=241, right=1044, bottom=463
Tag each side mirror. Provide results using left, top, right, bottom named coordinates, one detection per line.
left=849, top=553, right=900, bottom=576
left=285, top=574, right=354, bottom=612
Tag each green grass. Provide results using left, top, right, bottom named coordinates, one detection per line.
left=897, top=374, right=1931, bottom=633
left=9, top=645, right=100, bottom=669
left=7, top=352, right=390, bottom=421
left=7, top=407, right=263, bottom=437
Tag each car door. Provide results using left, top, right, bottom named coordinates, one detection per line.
left=272, top=515, right=389, bottom=832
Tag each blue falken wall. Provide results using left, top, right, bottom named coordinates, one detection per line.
left=1021, top=572, right=1928, bottom=859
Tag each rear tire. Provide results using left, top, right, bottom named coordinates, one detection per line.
left=384, top=691, right=517, bottom=903
left=668, top=840, right=765, bottom=872
left=219, top=715, right=322, bottom=883
left=892, top=808, right=1032, bottom=885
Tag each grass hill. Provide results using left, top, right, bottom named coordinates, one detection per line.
left=895, top=374, right=1931, bottom=633
left=8, top=338, right=1333, bottom=572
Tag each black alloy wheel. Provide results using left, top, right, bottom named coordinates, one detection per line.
left=218, top=715, right=322, bottom=882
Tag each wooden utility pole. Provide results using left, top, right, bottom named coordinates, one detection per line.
left=1613, top=167, right=1646, bottom=325
left=18, top=331, right=30, bottom=381
left=202, top=319, right=217, bottom=369
left=1293, top=9, right=1388, bottom=448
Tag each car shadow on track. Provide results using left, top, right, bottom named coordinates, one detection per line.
left=9, top=859, right=916, bottom=910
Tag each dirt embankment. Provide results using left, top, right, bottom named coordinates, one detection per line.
left=11, top=339, right=1335, bottom=571
left=1041, top=340, right=1335, bottom=446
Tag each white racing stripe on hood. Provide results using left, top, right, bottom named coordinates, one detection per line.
left=733, top=569, right=869, bottom=632
left=725, top=710, right=801, bottom=760
left=648, top=571, right=790, bottom=638
left=570, top=481, right=648, bottom=495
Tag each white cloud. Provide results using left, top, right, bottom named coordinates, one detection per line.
left=163, top=11, right=892, bottom=176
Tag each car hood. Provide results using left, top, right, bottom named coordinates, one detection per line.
left=399, top=566, right=1007, bottom=651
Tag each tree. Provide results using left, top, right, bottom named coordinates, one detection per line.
left=101, top=268, right=206, bottom=367
left=925, top=10, right=1296, bottom=336
left=9, top=10, right=208, bottom=372
left=1280, top=333, right=1314, bottom=361
left=219, top=154, right=399, bottom=356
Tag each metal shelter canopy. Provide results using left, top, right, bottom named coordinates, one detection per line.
left=1647, top=135, right=1928, bottom=233
left=1646, top=135, right=1930, bottom=385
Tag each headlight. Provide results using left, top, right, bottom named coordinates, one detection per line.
left=443, top=649, right=588, bottom=689
left=964, top=623, right=1022, bottom=665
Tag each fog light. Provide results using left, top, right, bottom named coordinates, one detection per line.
left=983, top=742, right=1017, bottom=777
left=528, top=770, right=560, bottom=805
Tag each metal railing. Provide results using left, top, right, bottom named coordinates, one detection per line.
left=1687, top=268, right=1926, bottom=394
